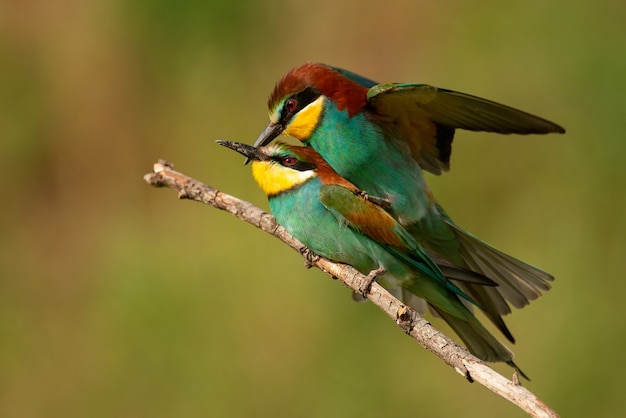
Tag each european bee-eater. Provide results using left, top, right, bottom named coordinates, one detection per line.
left=251, top=62, right=564, bottom=338
left=218, top=140, right=527, bottom=377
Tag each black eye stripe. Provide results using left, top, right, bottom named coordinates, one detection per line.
left=280, top=87, right=321, bottom=122
left=291, top=160, right=317, bottom=171
left=294, top=87, right=321, bottom=108
left=271, top=155, right=317, bottom=172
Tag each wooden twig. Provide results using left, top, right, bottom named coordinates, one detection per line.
left=143, top=160, right=559, bottom=418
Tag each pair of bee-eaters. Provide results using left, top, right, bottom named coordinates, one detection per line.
left=218, top=62, right=564, bottom=377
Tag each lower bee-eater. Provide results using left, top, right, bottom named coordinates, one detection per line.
left=218, top=140, right=527, bottom=378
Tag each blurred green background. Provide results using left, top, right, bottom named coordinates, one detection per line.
left=1, top=0, right=624, bottom=416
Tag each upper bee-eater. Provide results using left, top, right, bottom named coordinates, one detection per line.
left=218, top=140, right=527, bottom=377
left=251, top=62, right=565, bottom=340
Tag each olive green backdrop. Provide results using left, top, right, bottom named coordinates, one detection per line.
left=1, top=0, right=624, bottom=416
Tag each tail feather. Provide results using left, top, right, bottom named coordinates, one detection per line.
left=427, top=251, right=497, bottom=286
left=429, top=251, right=517, bottom=342
left=453, top=284, right=516, bottom=343
left=432, top=306, right=514, bottom=364
left=446, top=220, right=553, bottom=311
left=398, top=261, right=516, bottom=343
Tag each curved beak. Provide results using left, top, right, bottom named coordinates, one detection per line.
left=253, top=122, right=284, bottom=148
left=241, top=122, right=283, bottom=165
left=216, top=140, right=265, bottom=162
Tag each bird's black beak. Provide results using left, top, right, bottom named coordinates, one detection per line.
left=253, top=122, right=283, bottom=148
left=243, top=122, right=283, bottom=164
left=216, top=140, right=265, bottom=162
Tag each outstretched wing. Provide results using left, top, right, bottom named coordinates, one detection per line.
left=366, top=83, right=565, bottom=174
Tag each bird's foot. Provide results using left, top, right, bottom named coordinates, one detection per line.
left=359, top=266, right=386, bottom=298
left=299, top=246, right=320, bottom=269
left=356, top=190, right=392, bottom=210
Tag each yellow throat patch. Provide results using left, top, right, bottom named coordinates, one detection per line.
left=283, top=96, right=324, bottom=140
left=251, top=159, right=315, bottom=197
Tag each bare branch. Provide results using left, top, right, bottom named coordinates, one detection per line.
left=144, top=160, right=559, bottom=418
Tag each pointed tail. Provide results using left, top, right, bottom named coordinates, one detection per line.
left=445, top=220, right=553, bottom=310
left=433, top=306, right=529, bottom=380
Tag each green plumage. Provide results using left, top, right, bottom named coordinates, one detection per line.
left=252, top=64, right=563, bottom=347
left=217, top=140, right=527, bottom=377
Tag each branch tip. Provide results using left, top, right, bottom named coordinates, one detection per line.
left=158, top=159, right=174, bottom=169
left=143, top=173, right=155, bottom=183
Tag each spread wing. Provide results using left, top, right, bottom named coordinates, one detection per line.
left=366, top=83, right=565, bottom=175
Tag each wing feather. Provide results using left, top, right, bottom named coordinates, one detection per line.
left=319, top=184, right=476, bottom=304
left=367, top=83, right=565, bottom=174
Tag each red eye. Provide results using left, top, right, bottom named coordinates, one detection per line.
left=285, top=98, right=298, bottom=113
left=282, top=156, right=296, bottom=166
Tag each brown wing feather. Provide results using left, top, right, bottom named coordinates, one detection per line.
left=319, top=184, right=413, bottom=249
left=367, top=83, right=565, bottom=175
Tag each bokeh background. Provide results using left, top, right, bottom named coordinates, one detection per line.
left=1, top=0, right=624, bottom=417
